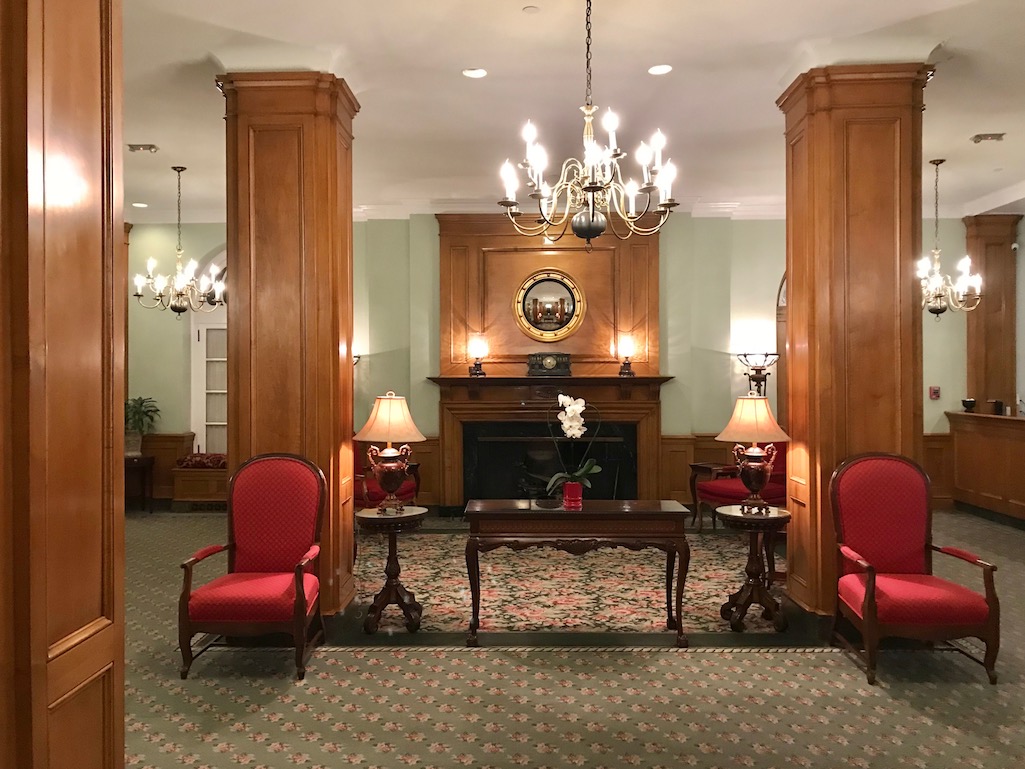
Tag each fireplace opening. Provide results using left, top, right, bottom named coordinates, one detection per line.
left=463, top=421, right=638, bottom=501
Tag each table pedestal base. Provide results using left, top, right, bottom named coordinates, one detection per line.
left=720, top=531, right=788, bottom=632
left=363, top=531, right=422, bottom=634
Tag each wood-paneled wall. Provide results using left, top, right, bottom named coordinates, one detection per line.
left=437, top=215, right=659, bottom=378
left=2, top=0, right=125, bottom=765
left=922, top=432, right=953, bottom=505
left=965, top=215, right=1022, bottom=413
left=221, top=71, right=359, bottom=614
left=778, top=63, right=929, bottom=615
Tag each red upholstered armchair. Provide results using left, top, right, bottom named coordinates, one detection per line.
left=178, top=453, right=327, bottom=680
left=694, top=447, right=787, bottom=531
left=829, top=453, right=1000, bottom=685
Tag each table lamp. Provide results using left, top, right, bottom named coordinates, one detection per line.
left=468, top=336, right=489, bottom=377
left=716, top=393, right=789, bottom=513
left=353, top=391, right=426, bottom=513
left=617, top=334, right=636, bottom=377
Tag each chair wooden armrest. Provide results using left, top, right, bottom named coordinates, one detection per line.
left=932, top=545, right=996, bottom=570
left=838, top=543, right=873, bottom=572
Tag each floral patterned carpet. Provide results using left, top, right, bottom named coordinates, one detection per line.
left=124, top=508, right=1025, bottom=768
left=353, top=530, right=785, bottom=634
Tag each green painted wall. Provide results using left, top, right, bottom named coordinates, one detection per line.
left=352, top=215, right=441, bottom=435
left=131, top=215, right=996, bottom=443
left=127, top=223, right=225, bottom=433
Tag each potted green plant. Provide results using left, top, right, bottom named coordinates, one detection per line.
left=124, top=396, right=160, bottom=457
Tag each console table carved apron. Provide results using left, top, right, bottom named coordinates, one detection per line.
left=463, top=499, right=690, bottom=647
left=356, top=506, right=429, bottom=633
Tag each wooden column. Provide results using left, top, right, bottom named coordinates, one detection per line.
left=2, top=0, right=125, bottom=766
left=964, top=214, right=1022, bottom=413
left=220, top=72, right=359, bottom=614
left=777, top=63, right=929, bottom=614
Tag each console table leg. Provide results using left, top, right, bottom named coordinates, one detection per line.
left=664, top=548, right=676, bottom=630
left=674, top=539, right=690, bottom=648
left=465, top=537, right=481, bottom=646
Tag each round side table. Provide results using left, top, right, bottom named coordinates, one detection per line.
left=714, top=504, right=791, bottom=632
left=355, top=506, right=428, bottom=633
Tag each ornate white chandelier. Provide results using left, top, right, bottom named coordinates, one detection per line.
left=916, top=159, right=982, bottom=317
left=498, top=0, right=677, bottom=246
left=133, top=166, right=225, bottom=315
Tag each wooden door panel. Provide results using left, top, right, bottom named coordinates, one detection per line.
left=2, top=0, right=124, bottom=765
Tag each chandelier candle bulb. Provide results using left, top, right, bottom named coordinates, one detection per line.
left=658, top=160, right=676, bottom=201
left=618, top=334, right=635, bottom=358
left=650, top=129, right=666, bottom=170
left=601, top=109, right=619, bottom=151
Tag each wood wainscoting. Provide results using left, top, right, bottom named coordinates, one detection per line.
left=141, top=432, right=195, bottom=499
left=923, top=432, right=953, bottom=506
left=660, top=434, right=736, bottom=504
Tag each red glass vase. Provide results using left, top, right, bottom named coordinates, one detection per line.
left=562, top=481, right=583, bottom=510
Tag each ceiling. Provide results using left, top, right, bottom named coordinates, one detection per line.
left=124, top=0, right=1025, bottom=225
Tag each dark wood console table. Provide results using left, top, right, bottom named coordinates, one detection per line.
left=125, top=455, right=155, bottom=512
left=463, top=499, right=690, bottom=647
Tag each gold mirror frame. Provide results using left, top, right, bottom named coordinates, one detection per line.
left=512, top=269, right=586, bottom=343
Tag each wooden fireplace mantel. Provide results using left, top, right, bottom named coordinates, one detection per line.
left=429, top=375, right=672, bottom=506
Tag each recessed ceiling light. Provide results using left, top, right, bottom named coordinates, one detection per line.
left=131, top=202, right=148, bottom=208
left=648, top=64, right=672, bottom=76
left=127, top=143, right=159, bottom=153
left=462, top=68, right=487, bottom=79
left=522, top=5, right=540, bottom=13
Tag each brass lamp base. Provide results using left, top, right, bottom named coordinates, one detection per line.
left=367, top=444, right=413, bottom=514
left=732, top=443, right=778, bottom=515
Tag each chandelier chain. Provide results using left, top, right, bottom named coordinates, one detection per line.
left=584, top=0, right=592, bottom=107
left=175, top=166, right=184, bottom=254
left=933, top=159, right=940, bottom=250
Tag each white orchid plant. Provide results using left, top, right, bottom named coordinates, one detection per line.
left=545, top=394, right=602, bottom=495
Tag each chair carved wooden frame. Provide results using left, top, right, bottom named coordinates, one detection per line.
left=829, top=452, right=999, bottom=685
left=178, top=453, right=328, bottom=680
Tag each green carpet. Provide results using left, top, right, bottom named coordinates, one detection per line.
left=125, top=508, right=1025, bottom=768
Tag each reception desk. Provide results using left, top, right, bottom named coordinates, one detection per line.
left=947, top=411, right=1025, bottom=520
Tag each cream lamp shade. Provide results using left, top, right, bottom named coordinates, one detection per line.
left=716, top=394, right=790, bottom=445
left=354, top=391, right=426, bottom=448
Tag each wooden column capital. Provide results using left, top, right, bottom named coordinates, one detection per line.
left=777, top=62, right=932, bottom=116
left=217, top=71, right=360, bottom=127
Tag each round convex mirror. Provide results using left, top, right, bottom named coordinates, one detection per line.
left=513, top=270, right=585, bottom=342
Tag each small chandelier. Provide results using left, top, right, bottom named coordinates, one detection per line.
left=916, top=159, right=982, bottom=317
left=133, top=166, right=225, bottom=316
left=497, top=0, right=677, bottom=246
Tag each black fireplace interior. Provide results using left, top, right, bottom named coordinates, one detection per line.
left=463, top=421, right=638, bottom=501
